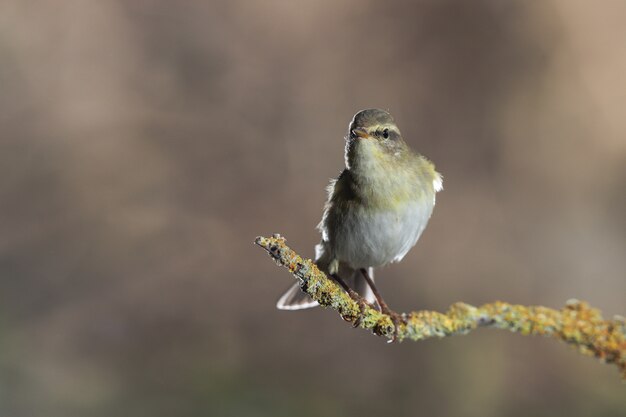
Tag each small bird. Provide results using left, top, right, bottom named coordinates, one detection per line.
left=277, top=109, right=442, bottom=329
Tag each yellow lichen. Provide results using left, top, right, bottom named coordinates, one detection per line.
left=255, top=235, right=626, bottom=380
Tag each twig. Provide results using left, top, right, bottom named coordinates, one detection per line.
left=255, top=234, right=626, bottom=380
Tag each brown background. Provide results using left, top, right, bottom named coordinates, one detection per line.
left=1, top=1, right=625, bottom=416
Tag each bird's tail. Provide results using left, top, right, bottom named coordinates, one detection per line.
left=276, top=243, right=376, bottom=310
left=275, top=282, right=319, bottom=310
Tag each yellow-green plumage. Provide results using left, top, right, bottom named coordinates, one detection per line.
left=339, top=138, right=439, bottom=210
left=277, top=109, right=442, bottom=310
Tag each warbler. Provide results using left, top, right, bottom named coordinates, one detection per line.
left=277, top=109, right=442, bottom=324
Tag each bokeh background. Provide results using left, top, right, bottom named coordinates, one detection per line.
left=1, top=1, right=625, bottom=416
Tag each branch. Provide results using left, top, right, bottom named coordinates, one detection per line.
left=255, top=234, right=626, bottom=379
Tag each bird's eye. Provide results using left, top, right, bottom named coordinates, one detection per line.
left=382, top=128, right=389, bottom=139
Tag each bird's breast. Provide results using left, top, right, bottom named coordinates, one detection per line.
left=329, top=197, right=434, bottom=269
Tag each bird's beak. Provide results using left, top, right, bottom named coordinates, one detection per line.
left=351, top=127, right=370, bottom=139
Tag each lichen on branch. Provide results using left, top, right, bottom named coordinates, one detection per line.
left=255, top=234, right=626, bottom=380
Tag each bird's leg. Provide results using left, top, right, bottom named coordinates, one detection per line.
left=330, top=273, right=368, bottom=328
left=360, top=268, right=406, bottom=342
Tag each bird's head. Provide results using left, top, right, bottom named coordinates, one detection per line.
left=347, top=108, right=401, bottom=142
left=345, top=109, right=407, bottom=171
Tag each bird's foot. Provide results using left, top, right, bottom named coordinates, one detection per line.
left=380, top=305, right=407, bottom=343
left=357, top=268, right=405, bottom=340
left=331, top=273, right=371, bottom=327
left=346, top=288, right=370, bottom=328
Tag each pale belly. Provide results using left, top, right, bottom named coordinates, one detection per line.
left=328, top=200, right=433, bottom=269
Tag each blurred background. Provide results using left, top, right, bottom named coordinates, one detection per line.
left=1, top=1, right=625, bottom=416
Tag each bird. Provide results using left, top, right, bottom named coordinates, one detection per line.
left=276, top=109, right=442, bottom=331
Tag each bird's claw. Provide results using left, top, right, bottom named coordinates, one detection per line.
left=346, top=288, right=369, bottom=328
left=383, top=309, right=407, bottom=343
left=351, top=296, right=370, bottom=328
